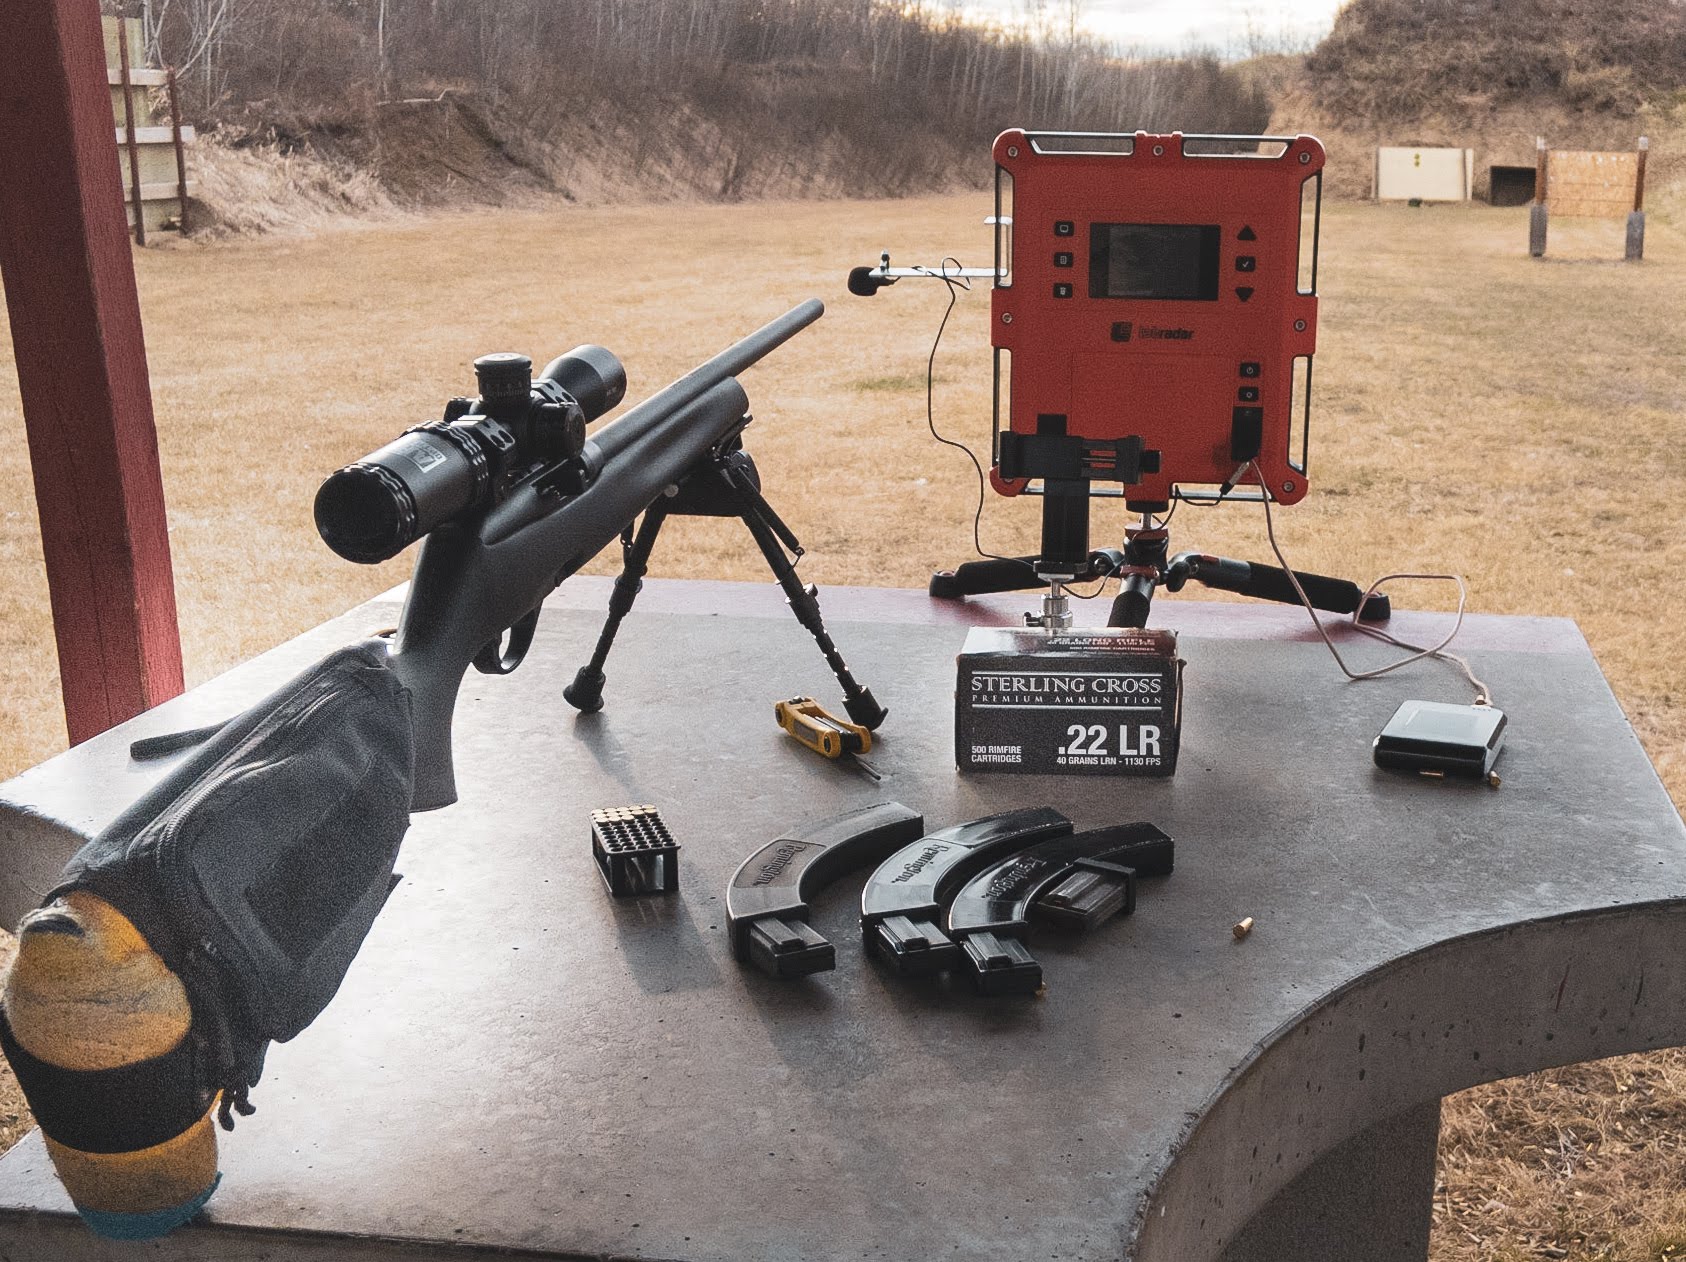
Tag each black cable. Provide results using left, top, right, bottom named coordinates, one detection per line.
left=1062, top=574, right=1113, bottom=600
left=921, top=259, right=1013, bottom=564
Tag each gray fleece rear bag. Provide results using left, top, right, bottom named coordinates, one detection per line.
left=46, top=640, right=414, bottom=1129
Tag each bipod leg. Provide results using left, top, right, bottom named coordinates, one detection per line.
left=564, top=501, right=672, bottom=713
left=729, top=482, right=888, bottom=732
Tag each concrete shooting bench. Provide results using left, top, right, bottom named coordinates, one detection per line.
left=0, top=578, right=1682, bottom=1261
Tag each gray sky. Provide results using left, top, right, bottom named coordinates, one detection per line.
left=956, top=0, right=1346, bottom=55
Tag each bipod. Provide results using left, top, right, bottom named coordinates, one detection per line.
left=563, top=440, right=888, bottom=731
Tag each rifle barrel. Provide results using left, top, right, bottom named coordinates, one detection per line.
left=587, top=299, right=823, bottom=466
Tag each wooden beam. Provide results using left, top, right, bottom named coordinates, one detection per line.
left=115, top=15, right=146, bottom=246
left=108, top=66, right=169, bottom=87
left=167, top=68, right=190, bottom=234
left=122, top=179, right=201, bottom=204
left=0, top=0, right=185, bottom=743
left=118, top=123, right=199, bottom=144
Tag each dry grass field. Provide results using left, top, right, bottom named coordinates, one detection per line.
left=1, top=195, right=1684, bottom=1256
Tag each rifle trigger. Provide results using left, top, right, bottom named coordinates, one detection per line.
left=473, top=608, right=540, bottom=675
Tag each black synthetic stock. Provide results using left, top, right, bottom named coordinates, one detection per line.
left=389, top=293, right=826, bottom=811
left=390, top=380, right=750, bottom=810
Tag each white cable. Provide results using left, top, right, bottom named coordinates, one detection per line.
left=1250, top=461, right=1492, bottom=706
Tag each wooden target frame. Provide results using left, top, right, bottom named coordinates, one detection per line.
left=1530, top=135, right=1650, bottom=260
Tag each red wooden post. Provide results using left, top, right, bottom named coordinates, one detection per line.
left=0, top=0, right=185, bottom=743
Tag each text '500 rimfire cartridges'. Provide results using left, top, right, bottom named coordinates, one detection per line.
left=946, top=822, right=1175, bottom=996
left=859, top=806, right=1072, bottom=977
left=726, top=802, right=925, bottom=979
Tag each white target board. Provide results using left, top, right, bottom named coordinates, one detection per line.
left=1374, top=147, right=1474, bottom=201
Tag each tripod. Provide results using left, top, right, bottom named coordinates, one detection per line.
left=929, top=488, right=1391, bottom=629
left=563, top=441, right=888, bottom=730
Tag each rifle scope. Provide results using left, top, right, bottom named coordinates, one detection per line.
left=315, top=345, right=627, bottom=564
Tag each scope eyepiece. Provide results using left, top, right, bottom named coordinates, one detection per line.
left=541, top=344, right=625, bottom=420
left=315, top=345, right=628, bottom=564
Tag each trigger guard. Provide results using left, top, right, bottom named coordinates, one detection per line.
left=473, top=609, right=539, bottom=675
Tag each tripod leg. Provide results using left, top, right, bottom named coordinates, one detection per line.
left=564, top=502, right=671, bottom=712
left=929, top=557, right=1043, bottom=599
left=1176, top=554, right=1391, bottom=621
left=1108, top=574, right=1157, bottom=629
left=1106, top=520, right=1170, bottom=629
left=737, top=508, right=888, bottom=731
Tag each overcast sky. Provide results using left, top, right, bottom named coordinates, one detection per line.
left=956, top=0, right=1347, bottom=55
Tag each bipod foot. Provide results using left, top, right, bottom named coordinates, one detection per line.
left=563, top=665, right=607, bottom=713
left=842, top=685, right=887, bottom=732
left=564, top=509, right=667, bottom=714
left=780, top=578, right=889, bottom=732
left=725, top=485, right=889, bottom=731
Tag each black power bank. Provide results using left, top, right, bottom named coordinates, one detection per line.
left=1373, top=700, right=1506, bottom=779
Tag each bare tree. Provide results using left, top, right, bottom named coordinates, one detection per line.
left=143, top=0, right=1273, bottom=194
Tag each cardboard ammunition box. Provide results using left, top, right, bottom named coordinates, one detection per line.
left=955, top=627, right=1183, bottom=776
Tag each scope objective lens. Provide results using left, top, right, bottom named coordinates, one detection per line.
left=315, top=425, right=484, bottom=563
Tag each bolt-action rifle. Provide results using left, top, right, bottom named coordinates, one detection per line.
left=315, top=297, right=884, bottom=810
